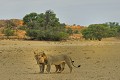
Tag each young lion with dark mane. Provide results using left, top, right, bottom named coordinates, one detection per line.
left=34, top=51, right=80, bottom=73
left=34, top=52, right=64, bottom=73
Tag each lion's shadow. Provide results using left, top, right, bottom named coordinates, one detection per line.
left=28, top=72, right=69, bottom=74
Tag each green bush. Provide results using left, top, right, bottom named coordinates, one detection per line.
left=26, top=29, right=68, bottom=41
left=4, top=28, right=14, bottom=38
left=18, top=26, right=27, bottom=30
left=66, top=28, right=73, bottom=35
left=74, top=30, right=79, bottom=34
left=81, top=24, right=109, bottom=41
left=26, top=29, right=40, bottom=39
left=50, top=32, right=69, bottom=41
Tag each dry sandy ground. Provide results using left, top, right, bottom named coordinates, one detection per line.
left=0, top=39, right=120, bottom=80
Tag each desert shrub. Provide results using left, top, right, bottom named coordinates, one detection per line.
left=66, top=28, right=73, bottom=35
left=3, top=28, right=14, bottom=38
left=26, top=29, right=68, bottom=41
left=81, top=24, right=109, bottom=41
left=116, top=32, right=120, bottom=39
left=50, top=32, right=69, bottom=41
left=18, top=26, right=27, bottom=30
left=26, top=29, right=40, bottom=39
left=73, top=30, right=79, bottom=34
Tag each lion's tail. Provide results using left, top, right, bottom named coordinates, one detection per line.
left=70, top=57, right=81, bottom=68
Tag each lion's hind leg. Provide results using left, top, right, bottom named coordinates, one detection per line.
left=55, top=65, right=61, bottom=73
left=60, top=62, right=65, bottom=72
left=65, top=59, right=72, bottom=73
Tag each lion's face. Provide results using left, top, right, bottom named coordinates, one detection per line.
left=38, top=56, right=45, bottom=64
left=34, top=51, right=46, bottom=64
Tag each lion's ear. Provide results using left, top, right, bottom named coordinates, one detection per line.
left=42, top=52, right=47, bottom=60
left=34, top=51, right=36, bottom=55
left=42, top=52, right=46, bottom=56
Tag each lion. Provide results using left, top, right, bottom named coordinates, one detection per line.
left=35, top=51, right=80, bottom=73
left=34, top=52, right=65, bottom=73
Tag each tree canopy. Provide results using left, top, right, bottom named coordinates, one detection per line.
left=81, top=22, right=120, bottom=41
left=23, top=10, right=68, bottom=41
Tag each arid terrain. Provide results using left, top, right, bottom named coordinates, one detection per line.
left=0, top=38, right=120, bottom=80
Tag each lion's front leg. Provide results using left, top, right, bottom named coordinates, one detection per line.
left=46, top=64, right=51, bottom=73
left=39, top=63, right=45, bottom=73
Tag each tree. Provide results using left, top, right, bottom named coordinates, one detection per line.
left=23, top=12, right=38, bottom=29
left=23, top=10, right=68, bottom=41
left=23, top=10, right=62, bottom=30
left=81, top=24, right=109, bottom=41
left=105, top=22, right=119, bottom=28
left=44, top=10, right=60, bottom=30
left=105, top=22, right=120, bottom=37
left=81, top=28, right=93, bottom=40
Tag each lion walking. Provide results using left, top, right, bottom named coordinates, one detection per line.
left=34, top=51, right=80, bottom=73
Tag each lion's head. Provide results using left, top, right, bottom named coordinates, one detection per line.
left=34, top=51, right=47, bottom=64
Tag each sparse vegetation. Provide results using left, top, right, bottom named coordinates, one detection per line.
left=3, top=28, right=14, bottom=38
left=81, top=22, right=120, bottom=41
left=0, top=10, right=120, bottom=41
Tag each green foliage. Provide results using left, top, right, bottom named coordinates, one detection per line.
left=81, top=28, right=92, bottom=40
left=73, top=30, right=79, bottom=34
left=107, top=28, right=118, bottom=37
left=106, top=22, right=120, bottom=38
left=23, top=10, right=68, bottom=41
left=105, top=22, right=119, bottom=28
left=3, top=28, right=14, bottom=38
left=66, top=28, right=73, bottom=35
left=18, top=26, right=27, bottom=30
left=23, top=12, right=38, bottom=29
left=116, top=26, right=120, bottom=38
left=26, top=29, right=39, bottom=38
left=117, top=26, right=120, bottom=33
left=81, top=24, right=109, bottom=41
left=23, top=10, right=61, bottom=30
left=52, top=32, right=68, bottom=41
left=81, top=22, right=120, bottom=41
left=26, top=29, right=68, bottom=41
left=23, top=10, right=120, bottom=41
left=23, top=10, right=67, bottom=41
